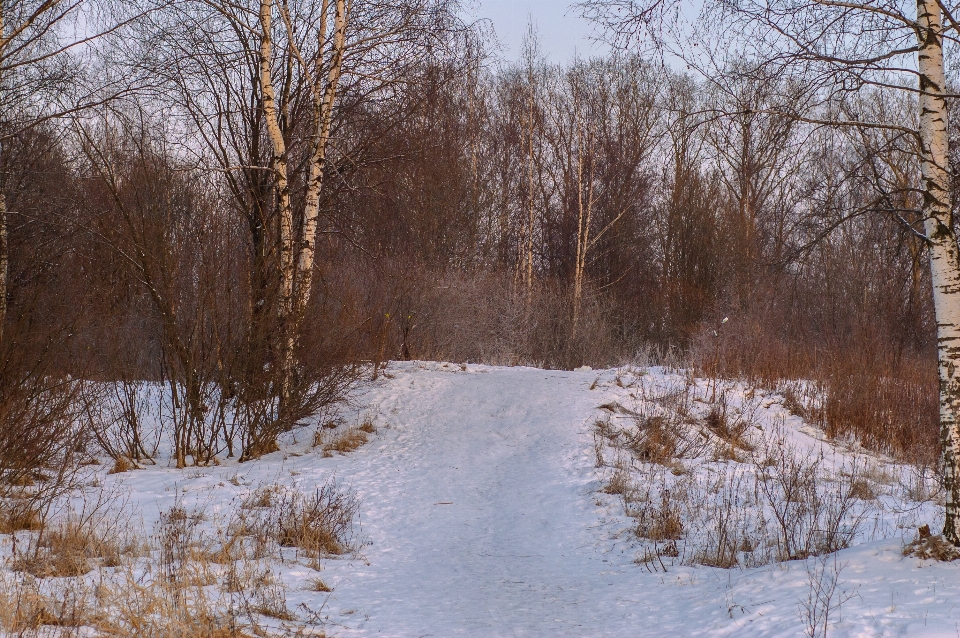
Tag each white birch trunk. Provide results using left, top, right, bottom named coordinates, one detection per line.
left=292, top=0, right=346, bottom=319
left=573, top=120, right=592, bottom=331
left=259, top=0, right=297, bottom=411
left=0, top=188, right=6, bottom=344
left=917, top=0, right=960, bottom=544
left=0, top=8, right=6, bottom=345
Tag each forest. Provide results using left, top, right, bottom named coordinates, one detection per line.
left=0, top=0, right=958, bottom=634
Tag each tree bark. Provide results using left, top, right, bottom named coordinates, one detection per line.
left=259, top=0, right=296, bottom=414
left=292, top=0, right=346, bottom=320
left=0, top=187, right=7, bottom=344
left=916, top=0, right=960, bottom=544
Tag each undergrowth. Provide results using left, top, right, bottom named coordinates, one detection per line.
left=0, top=478, right=358, bottom=636
left=594, top=371, right=939, bottom=571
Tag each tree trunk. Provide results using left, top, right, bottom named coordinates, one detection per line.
left=917, top=0, right=960, bottom=544
left=0, top=187, right=6, bottom=345
left=259, top=0, right=296, bottom=415
left=292, top=0, right=346, bottom=320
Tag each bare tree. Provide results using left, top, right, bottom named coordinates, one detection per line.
left=581, top=0, right=960, bottom=543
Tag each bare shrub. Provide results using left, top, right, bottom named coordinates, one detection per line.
left=80, top=380, right=157, bottom=465
left=752, top=437, right=866, bottom=560
left=0, top=333, right=87, bottom=528
left=801, top=553, right=856, bottom=638
left=691, top=469, right=761, bottom=568
left=273, top=482, right=360, bottom=558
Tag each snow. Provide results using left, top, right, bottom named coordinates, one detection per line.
left=8, top=362, right=960, bottom=636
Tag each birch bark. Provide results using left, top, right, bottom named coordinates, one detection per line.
left=0, top=6, right=5, bottom=343
left=0, top=188, right=6, bottom=344
left=916, top=0, right=960, bottom=543
left=292, top=0, right=346, bottom=320
left=259, top=0, right=297, bottom=411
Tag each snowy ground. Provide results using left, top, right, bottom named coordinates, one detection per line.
left=6, top=362, right=960, bottom=636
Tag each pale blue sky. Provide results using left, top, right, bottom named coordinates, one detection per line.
left=467, top=0, right=608, bottom=62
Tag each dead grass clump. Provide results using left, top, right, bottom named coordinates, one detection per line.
left=0, top=499, right=43, bottom=533
left=712, top=443, right=745, bottom=463
left=628, top=416, right=679, bottom=464
left=902, top=524, right=960, bottom=561
left=704, top=406, right=753, bottom=451
left=0, top=576, right=92, bottom=632
left=308, top=578, right=332, bottom=592
left=695, top=544, right=739, bottom=569
left=780, top=384, right=813, bottom=420
left=158, top=504, right=216, bottom=588
left=603, top=470, right=631, bottom=495
left=634, top=491, right=684, bottom=542
left=322, top=429, right=369, bottom=456
left=13, top=515, right=127, bottom=578
left=252, top=584, right=296, bottom=621
left=358, top=420, right=377, bottom=434
left=108, top=456, right=133, bottom=474
left=274, top=481, right=359, bottom=557
left=848, top=479, right=877, bottom=501
left=242, top=484, right=279, bottom=509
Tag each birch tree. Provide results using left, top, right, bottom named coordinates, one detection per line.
left=133, top=0, right=462, bottom=452
left=257, top=0, right=347, bottom=415
left=582, top=0, right=960, bottom=543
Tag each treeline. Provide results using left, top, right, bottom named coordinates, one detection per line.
left=0, top=1, right=941, bottom=477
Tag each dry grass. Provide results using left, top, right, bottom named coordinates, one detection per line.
left=0, top=499, right=43, bottom=534
left=603, top=470, right=631, bottom=495
left=703, top=405, right=753, bottom=452
left=847, top=478, right=878, bottom=501
left=628, top=416, right=681, bottom=464
left=108, top=455, right=134, bottom=474
left=0, top=575, right=92, bottom=632
left=307, top=577, right=332, bottom=592
left=12, top=515, right=129, bottom=578
left=598, top=378, right=876, bottom=571
left=322, top=429, right=369, bottom=456
left=274, top=483, right=360, bottom=557
left=0, top=486, right=355, bottom=636
left=902, top=525, right=960, bottom=561
left=632, top=491, right=684, bottom=542
left=252, top=584, right=296, bottom=621
left=242, top=484, right=279, bottom=510
left=702, top=319, right=939, bottom=466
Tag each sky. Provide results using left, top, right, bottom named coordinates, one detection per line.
left=467, top=0, right=609, bottom=62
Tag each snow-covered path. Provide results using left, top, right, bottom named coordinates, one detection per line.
left=324, top=365, right=653, bottom=635
left=75, top=362, right=960, bottom=636
left=306, top=363, right=960, bottom=637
